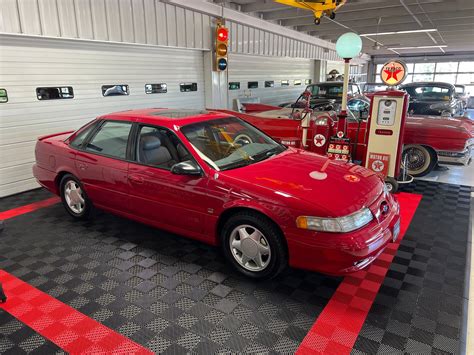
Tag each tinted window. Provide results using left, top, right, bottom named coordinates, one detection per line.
left=0, top=88, right=7, bottom=103
left=85, top=121, right=132, bottom=159
left=37, top=87, right=74, bottom=100
left=229, top=82, right=240, bottom=90
left=180, top=83, right=198, bottom=92
left=145, top=83, right=167, bottom=94
left=70, top=122, right=97, bottom=149
left=265, top=81, right=274, bottom=88
left=248, top=81, right=259, bottom=89
left=136, top=126, right=191, bottom=170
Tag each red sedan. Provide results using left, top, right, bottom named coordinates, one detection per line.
left=33, top=109, right=400, bottom=279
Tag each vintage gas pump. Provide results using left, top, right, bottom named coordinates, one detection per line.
left=364, top=60, right=412, bottom=192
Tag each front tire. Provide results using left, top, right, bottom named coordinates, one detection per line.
left=402, top=145, right=437, bottom=177
left=60, top=174, right=92, bottom=220
left=221, top=211, right=287, bottom=280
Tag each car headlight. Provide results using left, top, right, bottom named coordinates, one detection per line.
left=296, top=208, right=374, bottom=233
left=315, top=117, right=328, bottom=126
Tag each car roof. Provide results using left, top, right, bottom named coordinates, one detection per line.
left=400, top=82, right=455, bottom=88
left=99, top=108, right=232, bottom=127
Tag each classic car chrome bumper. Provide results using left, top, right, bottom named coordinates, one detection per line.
left=437, top=145, right=473, bottom=165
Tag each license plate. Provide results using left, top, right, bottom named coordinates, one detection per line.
left=392, top=219, right=401, bottom=242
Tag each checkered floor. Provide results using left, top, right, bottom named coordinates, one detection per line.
left=0, top=180, right=471, bottom=354
left=353, top=181, right=471, bottom=355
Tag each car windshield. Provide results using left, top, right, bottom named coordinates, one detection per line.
left=364, top=84, right=387, bottom=93
left=403, top=85, right=452, bottom=101
left=181, top=116, right=286, bottom=171
left=308, top=84, right=343, bottom=98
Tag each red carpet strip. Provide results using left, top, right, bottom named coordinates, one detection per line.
left=0, top=270, right=153, bottom=354
left=297, top=192, right=422, bottom=354
left=0, top=196, right=60, bottom=220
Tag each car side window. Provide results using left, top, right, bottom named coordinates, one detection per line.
left=136, top=126, right=192, bottom=170
left=70, top=122, right=98, bottom=149
left=85, top=121, right=132, bottom=159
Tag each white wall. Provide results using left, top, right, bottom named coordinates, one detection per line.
left=227, top=53, right=314, bottom=107
left=0, top=34, right=205, bottom=197
left=0, top=0, right=347, bottom=62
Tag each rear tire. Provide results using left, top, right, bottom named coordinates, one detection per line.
left=402, top=145, right=437, bottom=177
left=60, top=174, right=92, bottom=220
left=221, top=211, right=287, bottom=280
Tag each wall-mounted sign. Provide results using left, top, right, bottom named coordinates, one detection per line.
left=380, top=60, right=408, bottom=86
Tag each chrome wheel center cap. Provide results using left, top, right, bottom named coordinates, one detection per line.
left=241, top=238, right=258, bottom=258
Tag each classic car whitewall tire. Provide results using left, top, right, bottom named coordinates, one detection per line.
left=60, top=174, right=92, bottom=220
left=402, top=145, right=437, bottom=177
left=221, top=211, right=287, bottom=280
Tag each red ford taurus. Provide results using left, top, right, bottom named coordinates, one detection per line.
left=33, top=109, right=400, bottom=279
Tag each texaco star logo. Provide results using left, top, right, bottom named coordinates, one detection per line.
left=313, top=134, right=326, bottom=147
left=344, top=174, right=360, bottom=182
left=371, top=160, right=384, bottom=172
left=380, top=60, right=407, bottom=86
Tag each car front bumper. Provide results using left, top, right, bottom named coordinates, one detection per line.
left=437, top=146, right=473, bottom=165
left=286, top=195, right=400, bottom=276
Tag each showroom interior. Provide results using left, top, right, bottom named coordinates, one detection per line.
left=0, top=0, right=473, bottom=354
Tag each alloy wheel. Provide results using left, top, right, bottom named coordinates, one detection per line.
left=229, top=224, right=271, bottom=272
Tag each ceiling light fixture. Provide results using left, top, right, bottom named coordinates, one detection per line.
left=360, top=29, right=437, bottom=36
left=387, top=45, right=448, bottom=50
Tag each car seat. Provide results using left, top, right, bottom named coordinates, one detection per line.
left=138, top=132, right=179, bottom=168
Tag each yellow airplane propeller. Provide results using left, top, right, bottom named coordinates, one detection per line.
left=274, top=0, right=346, bottom=25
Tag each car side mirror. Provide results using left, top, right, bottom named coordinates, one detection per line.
left=171, top=160, right=202, bottom=176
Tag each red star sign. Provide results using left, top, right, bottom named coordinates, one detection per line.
left=384, top=68, right=403, bottom=81
left=372, top=160, right=384, bottom=171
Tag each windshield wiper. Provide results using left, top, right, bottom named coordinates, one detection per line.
left=251, top=146, right=283, bottom=162
left=220, top=159, right=253, bottom=171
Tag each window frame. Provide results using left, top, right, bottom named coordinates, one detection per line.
left=76, top=119, right=135, bottom=161
left=68, top=120, right=101, bottom=150
left=130, top=123, right=202, bottom=172
left=145, top=83, right=168, bottom=94
left=0, top=88, right=8, bottom=103
left=247, top=81, right=259, bottom=89
left=36, top=86, right=74, bottom=100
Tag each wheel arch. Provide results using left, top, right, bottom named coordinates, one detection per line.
left=216, top=207, right=289, bottom=254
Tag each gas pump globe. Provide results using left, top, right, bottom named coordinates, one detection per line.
left=326, top=33, right=362, bottom=161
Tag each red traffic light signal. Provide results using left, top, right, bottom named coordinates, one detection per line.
left=217, top=27, right=229, bottom=42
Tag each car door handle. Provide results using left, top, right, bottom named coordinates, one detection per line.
left=129, top=175, right=144, bottom=184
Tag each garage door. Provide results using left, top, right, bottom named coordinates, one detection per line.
left=227, top=53, right=314, bottom=108
left=0, top=35, right=205, bottom=197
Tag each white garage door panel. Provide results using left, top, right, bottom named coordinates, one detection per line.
left=0, top=142, right=36, bottom=168
left=0, top=35, right=205, bottom=197
left=1, top=179, right=40, bottom=198
left=228, top=54, right=313, bottom=107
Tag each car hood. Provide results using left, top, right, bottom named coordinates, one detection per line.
left=406, top=115, right=474, bottom=139
left=220, top=148, right=383, bottom=217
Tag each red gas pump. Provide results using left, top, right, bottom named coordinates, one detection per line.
left=364, top=89, right=411, bottom=192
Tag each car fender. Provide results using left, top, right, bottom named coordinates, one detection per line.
left=217, top=198, right=292, bottom=239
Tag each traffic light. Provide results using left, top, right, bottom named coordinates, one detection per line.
left=214, top=22, right=229, bottom=71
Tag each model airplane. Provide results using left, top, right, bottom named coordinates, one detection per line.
left=274, top=0, right=347, bottom=24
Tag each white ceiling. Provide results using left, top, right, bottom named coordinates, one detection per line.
left=210, top=0, right=474, bottom=57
